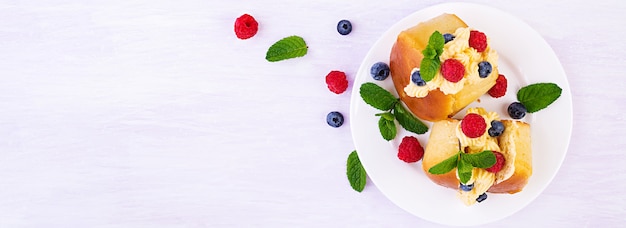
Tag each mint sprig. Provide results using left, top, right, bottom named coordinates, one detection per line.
left=393, top=102, right=428, bottom=134
left=265, top=35, right=308, bottom=62
left=378, top=115, right=397, bottom=141
left=517, top=83, right=562, bottom=113
left=428, top=151, right=496, bottom=184
left=347, top=150, right=367, bottom=192
left=359, top=82, right=398, bottom=111
left=428, top=152, right=460, bottom=174
left=360, top=83, right=428, bottom=141
left=419, top=31, right=445, bottom=82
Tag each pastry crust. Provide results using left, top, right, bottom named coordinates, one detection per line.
left=389, top=14, right=498, bottom=121
left=421, top=119, right=532, bottom=194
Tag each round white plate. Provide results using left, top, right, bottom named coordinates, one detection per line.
left=349, top=2, right=572, bottom=226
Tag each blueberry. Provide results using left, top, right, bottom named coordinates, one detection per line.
left=337, top=20, right=352, bottom=35
left=326, top=111, right=344, bottom=128
left=411, top=69, right=426, bottom=86
left=370, top=62, right=390, bottom=81
left=476, top=193, right=488, bottom=203
left=478, top=61, right=492, bottom=78
left=488, top=120, right=505, bottom=137
left=460, top=182, right=474, bottom=192
left=443, top=33, right=455, bottom=43
left=507, top=102, right=527, bottom=119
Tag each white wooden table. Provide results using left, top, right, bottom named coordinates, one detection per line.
left=1, top=0, right=624, bottom=227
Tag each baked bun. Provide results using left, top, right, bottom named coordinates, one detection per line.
left=421, top=109, right=531, bottom=204
left=390, top=14, right=499, bottom=121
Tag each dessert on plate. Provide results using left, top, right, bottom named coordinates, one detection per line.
left=423, top=107, right=531, bottom=205
left=390, top=13, right=499, bottom=121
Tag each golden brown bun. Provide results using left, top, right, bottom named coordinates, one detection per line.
left=422, top=119, right=460, bottom=189
left=421, top=119, right=532, bottom=194
left=389, top=14, right=498, bottom=121
left=488, top=120, right=532, bottom=193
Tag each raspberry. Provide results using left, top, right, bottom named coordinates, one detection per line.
left=440, top=59, right=465, bottom=82
left=485, top=151, right=505, bottom=173
left=325, top=71, right=349, bottom=94
left=234, top=14, right=258, bottom=40
left=488, top=74, right=508, bottom=98
left=397, top=136, right=424, bottom=163
left=469, top=30, right=488, bottom=52
left=460, top=113, right=486, bottom=138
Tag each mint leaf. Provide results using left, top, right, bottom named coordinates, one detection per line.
left=419, top=58, right=440, bottom=82
left=347, top=151, right=367, bottom=192
left=462, top=151, right=496, bottom=169
left=359, top=82, right=398, bottom=111
left=375, top=112, right=395, bottom=121
left=378, top=116, right=396, bottom=141
left=457, top=155, right=473, bottom=184
left=517, top=83, right=562, bottom=113
left=428, top=152, right=459, bottom=174
left=428, top=31, right=445, bottom=53
left=419, top=31, right=445, bottom=82
left=265, top=36, right=308, bottom=62
left=393, top=102, right=428, bottom=134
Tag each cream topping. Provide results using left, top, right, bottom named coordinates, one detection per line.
left=455, top=107, right=502, bottom=206
left=404, top=27, right=499, bottom=98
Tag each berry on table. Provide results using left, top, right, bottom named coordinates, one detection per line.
left=325, top=70, right=349, bottom=94
left=485, top=151, right=505, bottom=173
left=443, top=33, right=455, bottom=43
left=440, top=59, right=465, bottom=83
left=488, top=120, right=504, bottom=137
left=460, top=113, right=487, bottom=138
left=234, top=14, right=259, bottom=40
left=477, top=61, right=492, bottom=78
left=508, top=102, right=527, bottom=119
left=460, top=182, right=474, bottom=192
left=397, top=136, right=424, bottom=163
left=411, top=69, right=426, bottom=86
left=326, top=111, right=344, bottom=128
left=370, top=62, right=390, bottom=81
left=337, top=19, right=352, bottom=35
left=488, top=74, right=508, bottom=98
left=469, top=30, right=487, bottom=52
left=476, top=193, right=488, bottom=202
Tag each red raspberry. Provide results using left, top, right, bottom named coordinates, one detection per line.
left=469, top=30, right=488, bottom=52
left=234, top=14, right=258, bottom=40
left=485, top=151, right=505, bottom=173
left=440, top=59, right=465, bottom=82
left=325, top=71, right=349, bottom=94
left=398, top=136, right=424, bottom=163
left=488, top=74, right=508, bottom=98
left=460, top=113, right=486, bottom=138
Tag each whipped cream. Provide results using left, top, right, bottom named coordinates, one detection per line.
left=404, top=27, right=499, bottom=98
left=455, top=107, right=502, bottom=206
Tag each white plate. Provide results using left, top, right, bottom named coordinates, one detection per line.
left=349, top=2, right=572, bottom=226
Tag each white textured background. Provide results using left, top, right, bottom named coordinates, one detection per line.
left=1, top=0, right=625, bottom=227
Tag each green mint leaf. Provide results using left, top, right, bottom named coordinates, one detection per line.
left=375, top=112, right=395, bottom=121
left=265, top=35, right=308, bottom=62
left=419, top=58, right=440, bottom=82
left=419, top=31, right=445, bottom=82
left=359, top=82, right=398, bottom=111
left=378, top=116, right=397, bottom=141
left=393, top=102, right=428, bottom=134
left=517, top=83, right=563, bottom=113
left=457, top=155, right=473, bottom=184
left=429, top=31, right=445, bottom=53
left=347, top=150, right=367, bottom=192
left=462, top=151, right=496, bottom=169
left=422, top=48, right=437, bottom=59
left=428, top=152, right=459, bottom=174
